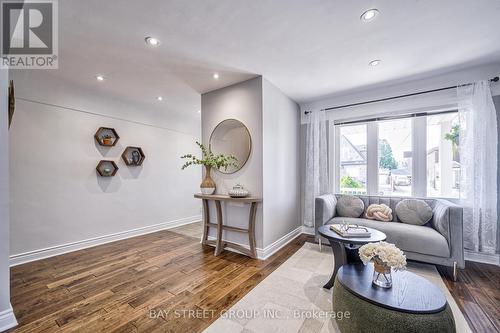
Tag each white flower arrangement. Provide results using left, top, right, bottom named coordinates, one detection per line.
left=359, top=241, right=407, bottom=270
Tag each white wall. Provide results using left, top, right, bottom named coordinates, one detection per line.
left=9, top=72, right=202, bottom=260
left=201, top=76, right=302, bottom=252
left=0, top=69, right=17, bottom=331
left=201, top=77, right=264, bottom=247
left=301, top=62, right=500, bottom=119
left=262, top=79, right=300, bottom=247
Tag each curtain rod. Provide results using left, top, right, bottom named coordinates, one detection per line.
left=304, top=76, right=499, bottom=115
left=334, top=109, right=458, bottom=126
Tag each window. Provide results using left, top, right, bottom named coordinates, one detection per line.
left=334, top=110, right=460, bottom=198
left=339, top=125, right=367, bottom=194
left=426, top=113, right=460, bottom=198
left=378, top=119, right=412, bottom=196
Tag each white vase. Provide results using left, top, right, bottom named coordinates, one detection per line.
left=200, top=186, right=215, bottom=195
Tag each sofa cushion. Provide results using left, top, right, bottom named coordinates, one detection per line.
left=365, top=204, right=393, bottom=222
left=395, top=199, right=433, bottom=226
left=336, top=195, right=365, bottom=218
left=328, top=217, right=450, bottom=258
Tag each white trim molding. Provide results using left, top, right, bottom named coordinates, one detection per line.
left=258, top=227, right=303, bottom=260
left=9, top=215, right=201, bottom=267
left=207, top=226, right=303, bottom=260
left=465, top=250, right=500, bottom=266
left=301, top=226, right=315, bottom=235
left=0, top=305, right=17, bottom=332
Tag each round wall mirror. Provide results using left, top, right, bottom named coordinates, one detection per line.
left=209, top=119, right=251, bottom=174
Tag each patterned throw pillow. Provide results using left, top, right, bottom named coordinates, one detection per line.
left=365, top=204, right=393, bottom=222
left=336, top=195, right=365, bottom=218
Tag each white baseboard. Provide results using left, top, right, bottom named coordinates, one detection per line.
left=0, top=305, right=17, bottom=332
left=9, top=215, right=202, bottom=267
left=258, top=227, right=303, bottom=260
left=465, top=250, right=500, bottom=266
left=301, top=226, right=315, bottom=235
left=207, top=226, right=303, bottom=260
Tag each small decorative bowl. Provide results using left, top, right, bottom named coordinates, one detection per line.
left=228, top=184, right=249, bottom=198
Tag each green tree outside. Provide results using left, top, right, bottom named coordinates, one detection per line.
left=340, top=175, right=362, bottom=188
left=379, top=139, right=398, bottom=170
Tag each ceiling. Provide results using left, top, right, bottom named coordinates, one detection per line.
left=25, top=0, right=500, bottom=112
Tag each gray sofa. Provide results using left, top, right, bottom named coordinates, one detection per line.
left=315, top=194, right=464, bottom=278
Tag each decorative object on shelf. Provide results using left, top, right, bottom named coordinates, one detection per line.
left=209, top=118, right=251, bottom=174
left=102, top=135, right=113, bottom=146
left=8, top=80, right=14, bottom=129
left=359, top=241, right=407, bottom=289
left=330, top=223, right=371, bottom=238
left=121, top=146, right=145, bottom=166
left=96, top=160, right=119, bottom=177
left=228, top=184, right=249, bottom=198
left=94, top=127, right=120, bottom=147
left=365, top=204, right=393, bottom=222
left=200, top=166, right=216, bottom=195
left=181, top=141, right=238, bottom=195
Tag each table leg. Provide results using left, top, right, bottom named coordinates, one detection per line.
left=323, top=239, right=347, bottom=289
left=214, top=200, right=223, bottom=256
left=248, top=202, right=257, bottom=258
left=345, top=245, right=362, bottom=264
left=201, top=199, right=210, bottom=245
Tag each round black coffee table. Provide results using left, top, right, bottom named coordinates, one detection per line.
left=333, top=264, right=455, bottom=333
left=318, top=224, right=386, bottom=289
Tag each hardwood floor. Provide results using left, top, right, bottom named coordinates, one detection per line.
left=9, top=226, right=314, bottom=333
left=169, top=221, right=204, bottom=239
left=438, top=261, right=500, bottom=333
left=8, top=223, right=500, bottom=333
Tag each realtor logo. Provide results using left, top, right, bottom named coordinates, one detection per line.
left=1, top=0, right=58, bottom=68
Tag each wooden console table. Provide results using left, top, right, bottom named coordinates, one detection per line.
left=194, top=193, right=262, bottom=258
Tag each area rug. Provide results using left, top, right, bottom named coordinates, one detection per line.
left=203, top=242, right=471, bottom=333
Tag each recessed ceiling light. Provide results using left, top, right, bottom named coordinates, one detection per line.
left=197, top=110, right=201, bottom=114
left=361, top=9, right=379, bottom=22
left=213, top=73, right=219, bottom=79
left=369, top=59, right=381, bottom=67
left=145, top=36, right=160, bottom=47
left=156, top=96, right=163, bottom=101
left=96, top=74, right=105, bottom=81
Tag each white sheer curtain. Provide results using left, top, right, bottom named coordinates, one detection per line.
left=458, top=80, right=498, bottom=254
left=303, top=110, right=329, bottom=227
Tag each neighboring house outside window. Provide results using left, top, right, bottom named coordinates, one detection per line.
left=339, top=125, right=367, bottom=195
left=334, top=110, right=461, bottom=199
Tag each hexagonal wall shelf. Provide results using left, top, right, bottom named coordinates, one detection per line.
left=96, top=160, right=119, bottom=177
left=94, top=127, right=120, bottom=146
left=122, top=146, right=145, bottom=166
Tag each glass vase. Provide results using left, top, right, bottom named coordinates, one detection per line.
left=372, top=259, right=392, bottom=288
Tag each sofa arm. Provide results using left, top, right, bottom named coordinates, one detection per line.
left=315, top=194, right=337, bottom=239
left=432, top=199, right=464, bottom=268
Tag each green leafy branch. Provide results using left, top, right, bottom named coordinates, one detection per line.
left=181, top=141, right=238, bottom=171
left=444, top=124, right=460, bottom=146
